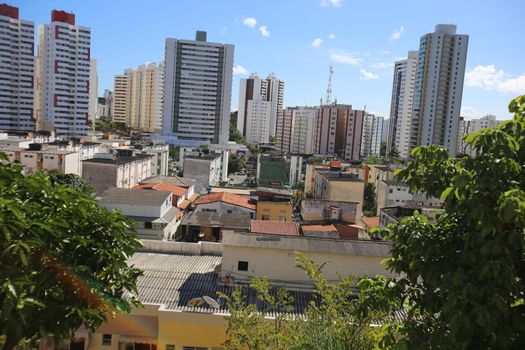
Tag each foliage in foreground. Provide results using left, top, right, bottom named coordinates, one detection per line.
left=366, top=96, right=525, bottom=349
left=0, top=158, right=143, bottom=349
left=220, top=253, right=383, bottom=350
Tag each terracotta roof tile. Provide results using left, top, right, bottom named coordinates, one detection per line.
left=301, top=224, right=337, bottom=232
left=194, top=192, right=255, bottom=210
left=360, top=216, right=380, bottom=229
left=178, top=199, right=191, bottom=210
left=133, top=182, right=187, bottom=197
left=250, top=220, right=298, bottom=236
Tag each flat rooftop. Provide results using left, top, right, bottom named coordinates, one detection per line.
left=99, top=187, right=171, bottom=206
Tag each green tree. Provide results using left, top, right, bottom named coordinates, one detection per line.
left=362, top=183, right=377, bottom=216
left=363, top=96, right=525, bottom=349
left=228, top=154, right=246, bottom=175
left=94, top=116, right=113, bottom=133
left=0, top=156, right=143, bottom=349
left=387, top=146, right=400, bottom=160
left=380, top=141, right=387, bottom=157
left=221, top=253, right=381, bottom=350
left=362, top=155, right=384, bottom=165
left=49, top=173, right=94, bottom=194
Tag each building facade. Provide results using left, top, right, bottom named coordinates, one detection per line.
left=162, top=31, right=234, bottom=146
left=456, top=114, right=501, bottom=155
left=290, top=107, right=316, bottom=154
left=112, top=75, right=129, bottom=125
left=361, top=113, right=384, bottom=158
left=387, top=51, right=418, bottom=158
left=409, top=24, right=469, bottom=156
left=275, top=108, right=292, bottom=152
left=36, top=10, right=92, bottom=136
left=0, top=4, right=35, bottom=132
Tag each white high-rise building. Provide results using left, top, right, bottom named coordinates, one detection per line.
left=456, top=115, right=501, bottom=155
left=290, top=107, right=316, bottom=154
left=237, top=72, right=284, bottom=143
left=361, top=113, right=384, bottom=157
left=88, top=59, right=98, bottom=124
left=387, top=51, right=418, bottom=158
left=409, top=25, right=469, bottom=156
left=36, top=10, right=92, bottom=136
left=0, top=4, right=35, bottom=132
left=162, top=31, right=233, bottom=146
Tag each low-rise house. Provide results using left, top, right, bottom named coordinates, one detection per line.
left=255, top=187, right=293, bottom=221
left=193, top=191, right=256, bottom=218
left=183, top=153, right=225, bottom=188
left=98, top=188, right=179, bottom=240
left=140, top=175, right=198, bottom=196
left=1, top=143, right=80, bottom=175
left=250, top=220, right=298, bottom=236
left=380, top=205, right=441, bottom=228
left=82, top=149, right=154, bottom=194
left=300, top=198, right=359, bottom=224
left=180, top=212, right=251, bottom=242
left=313, top=169, right=365, bottom=219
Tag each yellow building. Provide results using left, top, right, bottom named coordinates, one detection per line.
left=255, top=187, right=293, bottom=221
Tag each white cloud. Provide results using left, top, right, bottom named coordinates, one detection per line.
left=359, top=69, right=378, bottom=80
left=321, top=0, right=342, bottom=7
left=233, top=65, right=248, bottom=75
left=466, top=65, right=525, bottom=94
left=242, top=17, right=257, bottom=28
left=329, top=33, right=336, bottom=40
left=390, top=26, right=404, bottom=40
left=461, top=106, right=483, bottom=120
left=311, top=38, right=323, bottom=49
left=330, top=52, right=362, bottom=65
left=259, top=26, right=270, bottom=37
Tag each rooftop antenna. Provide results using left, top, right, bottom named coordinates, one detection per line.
left=325, top=64, right=334, bottom=105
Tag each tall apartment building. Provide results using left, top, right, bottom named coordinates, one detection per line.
left=387, top=51, right=418, bottom=158
left=290, top=107, right=316, bottom=154
left=237, top=73, right=284, bottom=144
left=361, top=113, right=384, bottom=157
left=275, top=108, right=292, bottom=152
left=112, top=74, right=129, bottom=125
left=97, top=89, right=113, bottom=118
left=313, top=105, right=364, bottom=162
left=162, top=31, right=234, bottom=146
left=0, top=4, right=35, bottom=132
left=36, top=10, right=92, bottom=136
left=409, top=25, right=468, bottom=156
left=88, top=59, right=98, bottom=124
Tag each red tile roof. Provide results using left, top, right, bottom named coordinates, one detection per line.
left=178, top=199, right=191, bottom=210
left=251, top=220, right=298, bottom=236
left=133, top=182, right=187, bottom=197
left=194, top=192, right=256, bottom=210
left=301, top=224, right=337, bottom=232
left=189, top=193, right=199, bottom=202
left=360, top=216, right=380, bottom=229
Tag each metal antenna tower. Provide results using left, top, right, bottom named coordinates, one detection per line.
left=325, top=64, right=334, bottom=105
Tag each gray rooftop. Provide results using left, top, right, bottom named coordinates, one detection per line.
left=98, top=188, right=171, bottom=206
left=140, top=175, right=196, bottom=188
left=83, top=154, right=153, bottom=165
left=181, top=211, right=251, bottom=230
left=222, top=231, right=391, bottom=257
left=383, top=179, right=408, bottom=187
left=318, top=170, right=363, bottom=182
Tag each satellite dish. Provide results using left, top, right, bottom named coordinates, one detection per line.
left=203, top=295, right=220, bottom=309
left=187, top=297, right=204, bottom=307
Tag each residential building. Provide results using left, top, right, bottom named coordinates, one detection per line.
left=387, top=51, right=418, bottom=158
left=112, top=74, right=129, bottom=125
left=290, top=107, right=317, bottom=154
left=182, top=152, right=227, bottom=188
left=255, top=187, right=293, bottom=221
left=131, top=142, right=169, bottom=176
left=140, top=174, right=197, bottom=192
left=275, top=108, right=292, bottom=152
left=82, top=150, right=154, bottom=193
left=409, top=25, right=469, bottom=156
left=361, top=113, right=384, bottom=157
left=193, top=191, right=256, bottom=217
left=237, top=73, right=284, bottom=143
left=162, top=31, right=234, bottom=146
left=114, top=62, right=164, bottom=132
left=99, top=188, right=178, bottom=240
left=314, top=104, right=365, bottom=161
left=300, top=198, right=359, bottom=224
left=1, top=143, right=80, bottom=175
left=313, top=168, right=365, bottom=219
left=376, top=179, right=443, bottom=215
left=456, top=114, right=502, bottom=155
left=0, top=4, right=35, bottom=132
left=256, top=154, right=289, bottom=187
left=88, top=59, right=98, bottom=124
left=36, top=10, right=92, bottom=136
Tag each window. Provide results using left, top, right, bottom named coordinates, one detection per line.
left=145, top=222, right=153, bottom=229
left=262, top=215, right=270, bottom=220
left=227, top=210, right=232, bottom=214
left=279, top=216, right=286, bottom=222
left=166, top=345, right=176, bottom=350
left=102, top=334, right=112, bottom=346
left=237, top=261, right=249, bottom=271
left=202, top=208, right=217, bottom=213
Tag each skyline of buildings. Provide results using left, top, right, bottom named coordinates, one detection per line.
left=0, top=3, right=508, bottom=158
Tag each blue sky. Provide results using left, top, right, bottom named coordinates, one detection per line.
left=15, top=0, right=525, bottom=120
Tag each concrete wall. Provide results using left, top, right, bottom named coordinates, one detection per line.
left=301, top=199, right=357, bottom=223
left=82, top=163, right=117, bottom=194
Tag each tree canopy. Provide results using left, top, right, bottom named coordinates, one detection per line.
left=365, top=95, right=525, bottom=348
left=0, top=156, right=142, bottom=349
